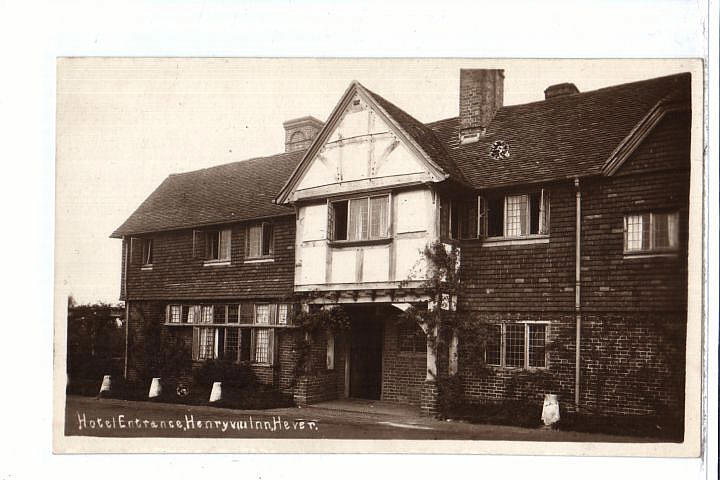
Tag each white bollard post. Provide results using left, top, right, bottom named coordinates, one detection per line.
left=541, top=393, right=560, bottom=428
left=99, top=375, right=112, bottom=395
left=209, top=382, right=222, bottom=403
left=148, top=377, right=162, bottom=399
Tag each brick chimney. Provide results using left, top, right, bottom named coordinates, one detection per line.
left=459, top=69, right=504, bottom=144
left=544, top=82, right=579, bottom=99
left=283, top=116, right=324, bottom=153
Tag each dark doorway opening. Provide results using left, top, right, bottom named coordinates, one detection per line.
left=349, top=317, right=383, bottom=400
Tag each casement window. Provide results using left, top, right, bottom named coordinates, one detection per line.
left=129, top=237, right=155, bottom=266
left=173, top=302, right=294, bottom=363
left=142, top=239, right=153, bottom=265
left=328, top=195, right=390, bottom=241
left=485, top=322, right=548, bottom=369
left=246, top=222, right=274, bottom=259
left=193, top=228, right=232, bottom=262
left=167, top=305, right=183, bottom=324
left=252, top=304, right=273, bottom=364
left=398, top=323, right=427, bottom=354
left=624, top=211, right=679, bottom=253
left=478, top=189, right=549, bottom=238
left=195, top=327, right=217, bottom=361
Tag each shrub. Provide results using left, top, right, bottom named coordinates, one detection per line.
left=192, top=359, right=256, bottom=390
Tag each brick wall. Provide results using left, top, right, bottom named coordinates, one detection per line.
left=381, top=320, right=426, bottom=405
left=125, top=216, right=295, bottom=301
left=457, top=310, right=686, bottom=415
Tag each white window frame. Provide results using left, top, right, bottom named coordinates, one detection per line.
left=487, top=322, right=549, bottom=370
left=504, top=194, right=531, bottom=238
left=167, top=304, right=182, bottom=324
left=141, top=238, right=153, bottom=266
left=203, top=228, right=232, bottom=264
left=251, top=303, right=276, bottom=365
left=623, top=211, right=679, bottom=254
left=246, top=222, right=274, bottom=259
left=328, top=194, right=391, bottom=242
left=478, top=189, right=549, bottom=239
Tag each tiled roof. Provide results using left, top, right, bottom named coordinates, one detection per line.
left=113, top=72, right=690, bottom=237
left=111, top=151, right=302, bottom=237
left=428, top=72, right=690, bottom=189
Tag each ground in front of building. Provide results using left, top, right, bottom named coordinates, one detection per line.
left=64, top=395, right=660, bottom=442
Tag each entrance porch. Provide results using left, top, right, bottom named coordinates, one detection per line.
left=292, top=303, right=434, bottom=411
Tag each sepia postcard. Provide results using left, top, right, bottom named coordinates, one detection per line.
left=53, top=58, right=704, bottom=456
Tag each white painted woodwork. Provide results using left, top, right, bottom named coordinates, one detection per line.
left=296, top=93, right=431, bottom=193
left=291, top=93, right=443, bottom=297
left=449, top=330, right=459, bottom=376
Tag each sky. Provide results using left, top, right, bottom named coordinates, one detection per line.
left=55, top=58, right=697, bottom=305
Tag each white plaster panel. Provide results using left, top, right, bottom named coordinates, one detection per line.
left=362, top=246, right=390, bottom=283
left=301, top=203, right=327, bottom=241
left=395, top=237, right=429, bottom=281
left=340, top=142, right=370, bottom=181
left=297, top=155, right=336, bottom=190
left=396, top=189, right=429, bottom=233
left=330, top=249, right=357, bottom=284
left=299, top=245, right=326, bottom=285
left=375, top=142, right=424, bottom=177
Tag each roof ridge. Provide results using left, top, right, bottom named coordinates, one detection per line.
left=423, top=72, right=690, bottom=128
left=168, top=150, right=302, bottom=177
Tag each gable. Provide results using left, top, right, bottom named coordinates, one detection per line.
left=276, top=83, right=455, bottom=204
left=610, top=109, right=691, bottom=177
left=295, top=93, right=432, bottom=193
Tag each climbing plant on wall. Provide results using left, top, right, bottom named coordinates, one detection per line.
left=291, top=305, right=350, bottom=378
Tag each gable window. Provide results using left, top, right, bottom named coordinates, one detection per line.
left=247, top=222, right=274, bottom=258
left=329, top=195, right=389, bottom=242
left=478, top=189, right=549, bottom=238
left=194, top=228, right=231, bottom=263
left=624, top=211, right=679, bottom=253
left=484, top=322, right=548, bottom=369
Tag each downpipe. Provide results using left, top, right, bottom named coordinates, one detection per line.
left=574, top=178, right=582, bottom=408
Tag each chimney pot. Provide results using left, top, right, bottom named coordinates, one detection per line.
left=544, top=82, right=579, bottom=99
left=459, top=69, right=504, bottom=144
left=283, top=116, right=324, bottom=153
